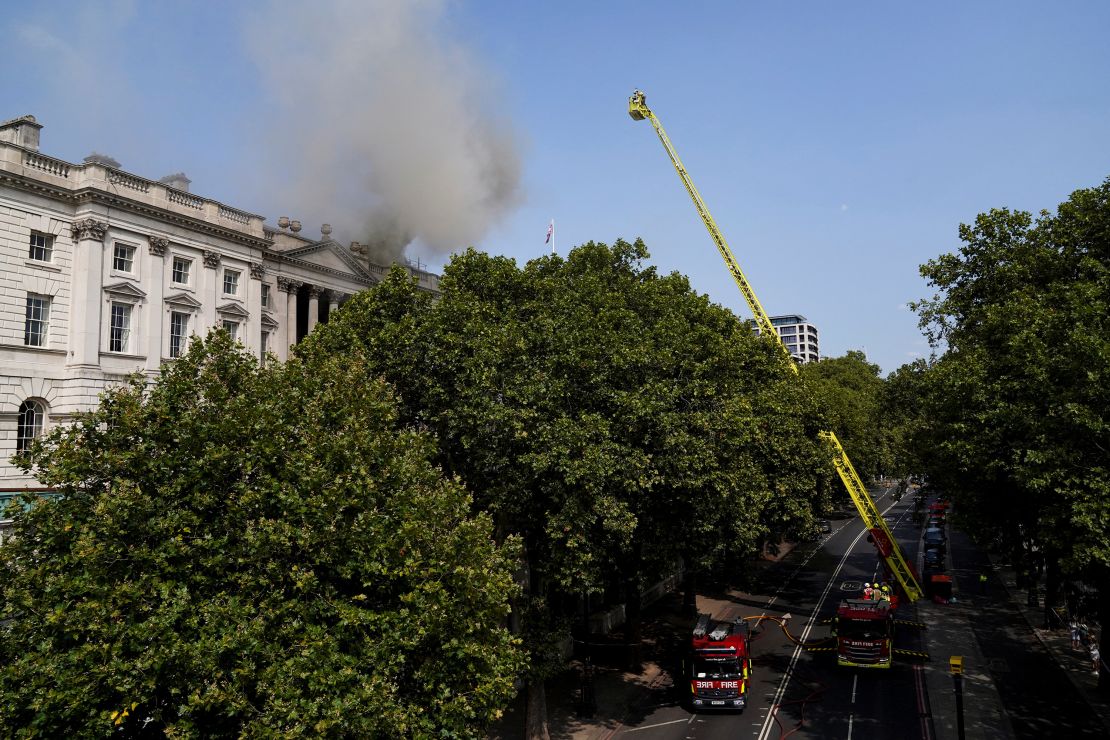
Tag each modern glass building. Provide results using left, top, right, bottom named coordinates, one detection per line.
left=750, top=314, right=820, bottom=364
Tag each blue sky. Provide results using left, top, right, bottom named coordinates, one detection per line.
left=3, top=1, right=1108, bottom=374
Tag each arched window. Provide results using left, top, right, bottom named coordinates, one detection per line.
left=16, top=399, right=45, bottom=453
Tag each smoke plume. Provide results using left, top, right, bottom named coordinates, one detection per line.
left=245, top=0, right=522, bottom=264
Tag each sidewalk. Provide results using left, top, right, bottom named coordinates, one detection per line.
left=488, top=545, right=801, bottom=740
left=989, top=558, right=1110, bottom=735
left=916, top=593, right=1016, bottom=739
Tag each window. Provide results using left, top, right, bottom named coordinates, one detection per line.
left=16, top=400, right=44, bottom=453
left=260, top=329, right=270, bottom=359
left=223, top=269, right=240, bottom=296
left=28, top=232, right=52, bottom=262
left=169, top=311, right=189, bottom=358
left=113, top=242, right=136, bottom=273
left=260, top=284, right=271, bottom=309
left=109, top=303, right=132, bottom=352
left=222, top=320, right=239, bottom=341
left=172, top=257, right=191, bottom=285
left=24, top=294, right=50, bottom=346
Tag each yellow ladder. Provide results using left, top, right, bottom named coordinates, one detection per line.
left=820, top=431, right=924, bottom=602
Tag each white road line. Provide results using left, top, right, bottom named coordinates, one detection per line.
left=755, top=498, right=901, bottom=740
left=851, top=674, right=858, bottom=704
left=619, top=718, right=690, bottom=733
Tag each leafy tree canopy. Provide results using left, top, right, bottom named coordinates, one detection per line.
left=911, top=177, right=1110, bottom=575
left=801, top=350, right=891, bottom=482
left=298, top=240, right=826, bottom=653
left=1, top=332, right=523, bottom=738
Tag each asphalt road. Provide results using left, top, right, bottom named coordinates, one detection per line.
left=609, top=487, right=932, bottom=740
left=601, top=487, right=1108, bottom=740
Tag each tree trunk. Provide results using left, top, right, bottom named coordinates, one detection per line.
left=624, top=542, right=644, bottom=672
left=525, top=678, right=550, bottom=740
left=682, top=561, right=698, bottom=619
left=1043, top=554, right=1061, bottom=629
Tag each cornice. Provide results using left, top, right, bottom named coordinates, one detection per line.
left=0, top=169, right=272, bottom=250
left=266, top=253, right=375, bottom=286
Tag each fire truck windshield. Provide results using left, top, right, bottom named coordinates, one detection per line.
left=692, top=658, right=742, bottom=679
left=839, top=619, right=890, bottom=640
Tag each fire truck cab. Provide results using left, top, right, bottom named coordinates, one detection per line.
left=834, top=598, right=894, bottom=668
left=686, top=614, right=751, bottom=709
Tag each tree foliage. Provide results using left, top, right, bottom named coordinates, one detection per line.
left=910, top=178, right=1110, bottom=577
left=1, top=332, right=523, bottom=738
left=298, top=240, right=826, bottom=667
left=801, top=350, right=891, bottom=482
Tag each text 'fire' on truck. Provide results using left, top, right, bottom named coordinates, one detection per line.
left=685, top=614, right=752, bottom=709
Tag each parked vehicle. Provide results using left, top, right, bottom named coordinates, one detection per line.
left=685, top=614, right=751, bottom=709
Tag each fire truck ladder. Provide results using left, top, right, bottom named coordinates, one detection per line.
left=628, top=90, right=924, bottom=603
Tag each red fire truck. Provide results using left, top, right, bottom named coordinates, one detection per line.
left=685, top=614, right=752, bottom=709
left=834, top=598, right=894, bottom=668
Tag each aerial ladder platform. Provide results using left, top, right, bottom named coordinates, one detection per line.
left=628, top=90, right=923, bottom=603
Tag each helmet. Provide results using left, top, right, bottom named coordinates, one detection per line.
left=882, top=585, right=891, bottom=593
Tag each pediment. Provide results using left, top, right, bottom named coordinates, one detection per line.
left=165, top=292, right=203, bottom=309
left=216, top=302, right=250, bottom=319
left=260, top=312, right=279, bottom=329
left=103, top=281, right=147, bottom=299
left=285, top=239, right=372, bottom=279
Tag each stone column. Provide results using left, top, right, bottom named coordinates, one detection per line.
left=328, top=292, right=341, bottom=317
left=277, top=277, right=301, bottom=359
left=145, top=236, right=169, bottom=373
left=202, top=250, right=221, bottom=336
left=306, top=285, right=321, bottom=333
left=248, top=262, right=265, bottom=356
left=67, top=217, right=108, bottom=368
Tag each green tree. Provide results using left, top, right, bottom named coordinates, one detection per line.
left=912, top=178, right=1110, bottom=671
left=298, top=240, right=825, bottom=734
left=801, top=350, right=891, bottom=483
left=1, top=332, right=523, bottom=737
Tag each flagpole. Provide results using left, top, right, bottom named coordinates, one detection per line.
left=551, top=219, right=555, bottom=255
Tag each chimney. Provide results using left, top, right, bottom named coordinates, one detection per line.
left=0, top=115, right=43, bottom=151
left=84, top=152, right=121, bottom=169
left=159, top=172, right=192, bottom=192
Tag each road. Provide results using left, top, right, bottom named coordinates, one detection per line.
left=601, top=485, right=1107, bottom=739
left=609, top=486, right=930, bottom=740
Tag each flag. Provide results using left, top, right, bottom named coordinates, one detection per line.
left=545, top=220, right=553, bottom=244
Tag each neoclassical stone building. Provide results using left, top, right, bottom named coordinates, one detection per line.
left=0, top=114, right=439, bottom=503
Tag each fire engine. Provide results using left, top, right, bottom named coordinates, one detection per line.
left=834, top=598, right=895, bottom=668
left=685, top=614, right=752, bottom=709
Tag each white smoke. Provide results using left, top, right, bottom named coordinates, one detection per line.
left=245, top=0, right=522, bottom=262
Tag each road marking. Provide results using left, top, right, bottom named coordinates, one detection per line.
left=619, top=718, right=690, bottom=733
left=755, top=498, right=901, bottom=740
left=851, top=673, right=858, bottom=704
left=913, top=663, right=933, bottom=740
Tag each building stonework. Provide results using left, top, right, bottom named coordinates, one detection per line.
left=0, top=114, right=440, bottom=498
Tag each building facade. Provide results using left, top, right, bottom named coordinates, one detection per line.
left=0, top=114, right=439, bottom=499
left=750, top=314, right=820, bottom=364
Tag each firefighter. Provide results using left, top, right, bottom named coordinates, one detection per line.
left=879, top=585, right=892, bottom=604
left=863, top=583, right=874, bottom=600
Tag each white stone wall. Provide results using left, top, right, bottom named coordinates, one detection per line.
left=0, top=119, right=427, bottom=492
